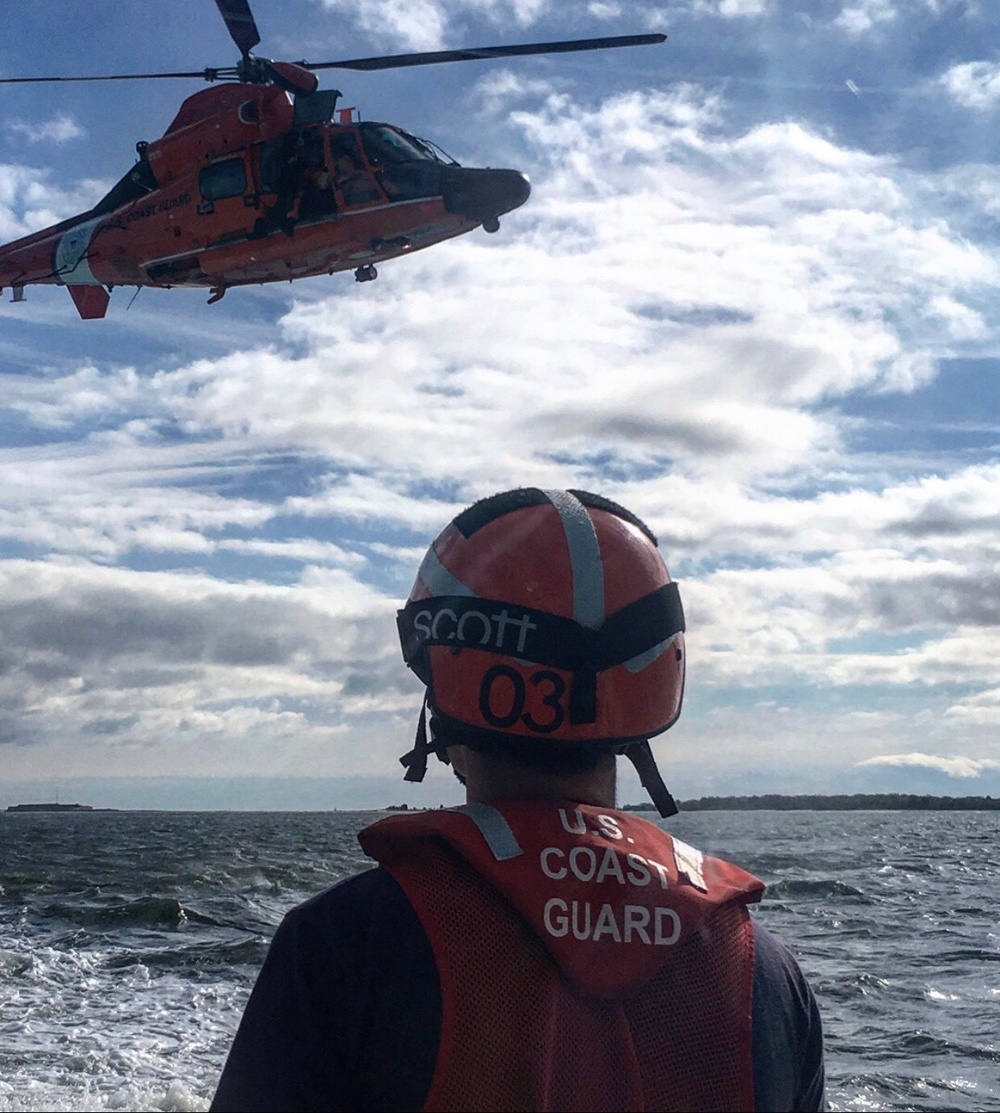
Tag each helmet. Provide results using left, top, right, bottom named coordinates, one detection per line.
left=396, top=488, right=685, bottom=816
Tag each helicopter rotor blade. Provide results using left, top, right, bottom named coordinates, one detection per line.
left=0, top=0, right=256, bottom=85
left=0, top=31, right=664, bottom=87
left=0, top=68, right=235, bottom=85
left=304, top=33, right=666, bottom=73
left=214, top=0, right=261, bottom=58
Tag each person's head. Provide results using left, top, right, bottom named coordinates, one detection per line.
left=396, top=488, right=686, bottom=816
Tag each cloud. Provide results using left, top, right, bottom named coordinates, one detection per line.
left=939, top=61, right=1000, bottom=111
left=699, top=0, right=770, bottom=15
left=944, top=688, right=1000, bottom=725
left=4, top=87, right=996, bottom=546
left=833, top=0, right=899, bottom=37
left=0, top=557, right=418, bottom=778
left=74, top=84, right=987, bottom=506
left=856, top=752, right=1000, bottom=777
left=5, top=114, right=84, bottom=145
left=0, top=162, right=109, bottom=240
left=315, top=0, right=549, bottom=50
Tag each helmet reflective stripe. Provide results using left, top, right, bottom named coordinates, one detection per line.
left=626, top=632, right=682, bottom=674
left=543, top=489, right=605, bottom=630
left=416, top=543, right=475, bottom=597
left=544, top=488, right=674, bottom=669
left=421, top=489, right=608, bottom=624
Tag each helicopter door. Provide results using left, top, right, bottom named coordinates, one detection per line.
left=293, top=128, right=338, bottom=221
left=328, top=131, right=382, bottom=207
left=252, top=130, right=338, bottom=232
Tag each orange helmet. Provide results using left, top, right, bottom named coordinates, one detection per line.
left=397, top=489, right=685, bottom=815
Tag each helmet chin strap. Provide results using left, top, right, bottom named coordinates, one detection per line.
left=399, top=694, right=431, bottom=782
left=400, top=695, right=454, bottom=783
left=624, top=740, right=678, bottom=818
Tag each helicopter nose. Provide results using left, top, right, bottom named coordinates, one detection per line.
left=442, top=167, right=532, bottom=222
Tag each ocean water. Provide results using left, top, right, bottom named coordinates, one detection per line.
left=0, top=807, right=996, bottom=1112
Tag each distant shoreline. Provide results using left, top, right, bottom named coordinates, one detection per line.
left=4, top=795, right=997, bottom=814
left=624, top=793, right=1000, bottom=811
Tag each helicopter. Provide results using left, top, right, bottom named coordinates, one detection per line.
left=0, top=0, right=664, bottom=318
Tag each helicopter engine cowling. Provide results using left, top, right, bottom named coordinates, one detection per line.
left=267, top=61, right=319, bottom=96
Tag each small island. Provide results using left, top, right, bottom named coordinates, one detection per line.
left=6, top=802, right=103, bottom=812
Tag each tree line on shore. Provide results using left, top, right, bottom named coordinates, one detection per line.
left=622, top=793, right=999, bottom=811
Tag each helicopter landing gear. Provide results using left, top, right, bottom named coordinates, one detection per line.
left=354, top=264, right=378, bottom=283
left=207, top=286, right=227, bottom=304
left=482, top=215, right=500, bottom=234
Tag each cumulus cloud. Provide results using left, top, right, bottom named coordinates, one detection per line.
left=833, top=0, right=899, bottom=37
left=315, top=0, right=550, bottom=50
left=0, top=163, right=109, bottom=240
left=939, top=61, right=1000, bottom=111
left=944, top=688, right=1000, bottom=725
left=49, top=83, right=983, bottom=504
left=0, top=558, right=414, bottom=777
left=856, top=752, right=1000, bottom=777
left=5, top=114, right=84, bottom=145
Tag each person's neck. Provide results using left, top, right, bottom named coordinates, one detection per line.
left=456, top=748, right=617, bottom=809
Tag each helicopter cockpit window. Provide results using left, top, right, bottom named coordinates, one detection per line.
left=199, top=158, right=248, bottom=202
left=329, top=131, right=382, bottom=206
left=357, top=125, right=444, bottom=202
left=359, top=124, right=440, bottom=167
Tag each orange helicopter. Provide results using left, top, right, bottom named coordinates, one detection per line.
left=0, top=0, right=664, bottom=318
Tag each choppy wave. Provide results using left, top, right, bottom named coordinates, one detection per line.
left=766, top=877, right=871, bottom=900
left=103, top=937, right=269, bottom=971
left=37, top=895, right=223, bottom=930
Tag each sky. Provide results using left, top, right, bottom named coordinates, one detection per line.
left=0, top=0, right=997, bottom=810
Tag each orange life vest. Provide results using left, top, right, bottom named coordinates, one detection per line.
left=360, top=800, right=765, bottom=1112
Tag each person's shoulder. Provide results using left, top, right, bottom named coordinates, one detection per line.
left=276, top=864, right=425, bottom=955
left=752, top=919, right=818, bottom=1009
left=283, top=864, right=406, bottom=928
left=296, top=864, right=398, bottom=912
left=750, top=919, right=826, bottom=1111
left=753, top=919, right=800, bottom=966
